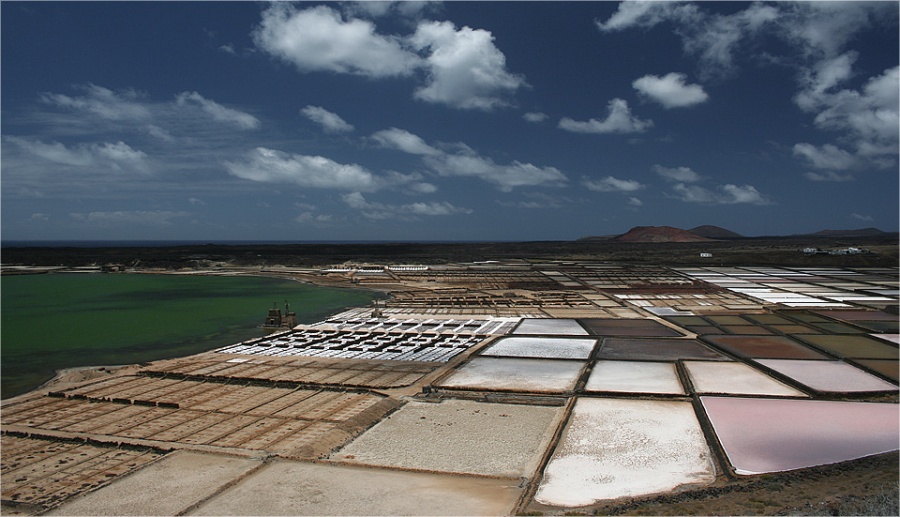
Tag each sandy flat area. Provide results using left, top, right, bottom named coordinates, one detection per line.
left=534, top=397, right=716, bottom=507
left=46, top=451, right=261, bottom=516
left=191, top=460, right=522, bottom=516
left=332, top=398, right=563, bottom=478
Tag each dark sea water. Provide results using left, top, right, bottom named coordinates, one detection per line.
left=1, top=273, right=379, bottom=399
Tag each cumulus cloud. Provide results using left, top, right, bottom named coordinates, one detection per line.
left=40, top=83, right=151, bottom=121
left=5, top=136, right=148, bottom=172
left=653, top=164, right=701, bottom=182
left=559, top=99, right=653, bottom=134
left=597, top=1, right=778, bottom=79
left=253, top=4, right=419, bottom=78
left=804, top=171, right=854, bottom=182
left=523, top=112, right=548, bottom=123
left=341, top=191, right=471, bottom=220
left=672, top=183, right=770, bottom=205
left=371, top=127, right=440, bottom=156
left=627, top=197, right=643, bottom=207
left=425, top=150, right=567, bottom=192
left=792, top=143, right=859, bottom=171
left=409, top=21, right=527, bottom=110
left=175, top=91, right=260, bottom=130
left=344, top=1, right=441, bottom=21
left=633, top=73, right=708, bottom=109
left=300, top=105, right=354, bottom=133
left=582, top=176, right=645, bottom=193
left=224, top=147, right=381, bottom=191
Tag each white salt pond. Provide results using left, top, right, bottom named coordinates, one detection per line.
left=438, top=356, right=585, bottom=393
left=481, top=336, right=597, bottom=359
left=585, top=361, right=684, bottom=394
left=684, top=361, right=807, bottom=396
left=513, top=318, right=589, bottom=335
left=754, top=359, right=898, bottom=393
left=332, top=398, right=564, bottom=478
left=534, top=397, right=716, bottom=507
left=701, top=396, right=900, bottom=475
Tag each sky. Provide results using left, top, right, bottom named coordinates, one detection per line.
left=2, top=1, right=898, bottom=242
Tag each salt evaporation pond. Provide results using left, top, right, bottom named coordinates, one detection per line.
left=535, top=398, right=716, bottom=507
left=754, top=359, right=898, bottom=392
left=513, top=318, right=589, bottom=335
left=596, top=338, right=726, bottom=361
left=586, top=361, right=684, bottom=394
left=684, top=361, right=807, bottom=396
left=333, top=399, right=563, bottom=477
left=794, top=334, right=899, bottom=359
left=438, top=357, right=584, bottom=393
left=701, top=397, right=899, bottom=475
left=481, top=336, right=597, bottom=359
left=702, top=335, right=830, bottom=359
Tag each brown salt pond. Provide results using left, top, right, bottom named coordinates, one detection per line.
left=534, top=398, right=715, bottom=507
left=596, top=338, right=726, bottom=361
left=701, top=397, right=899, bottom=475
left=754, top=359, right=898, bottom=393
left=853, top=358, right=900, bottom=382
left=793, top=334, right=900, bottom=359
left=702, top=335, right=831, bottom=359
left=579, top=318, right=683, bottom=337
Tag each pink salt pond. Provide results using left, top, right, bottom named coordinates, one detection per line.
left=701, top=397, right=899, bottom=475
left=754, top=359, right=898, bottom=393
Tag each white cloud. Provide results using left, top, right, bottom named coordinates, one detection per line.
left=371, top=127, right=440, bottom=155
left=68, top=210, right=190, bottom=225
left=40, top=83, right=151, bottom=121
left=176, top=91, right=260, bottom=130
left=627, top=197, right=643, bottom=207
left=341, top=191, right=471, bottom=220
left=300, top=105, right=354, bottom=133
left=582, top=176, right=645, bottom=193
left=792, top=143, right=859, bottom=171
left=851, top=213, right=874, bottom=222
left=804, top=171, right=854, bottom=182
left=409, top=20, right=527, bottom=110
left=633, top=73, right=708, bottom=109
left=4, top=136, right=148, bottom=172
left=253, top=4, right=419, bottom=78
left=672, top=183, right=770, bottom=205
left=425, top=151, right=567, bottom=192
left=523, top=112, right=548, bottom=123
left=224, top=147, right=381, bottom=191
left=344, top=1, right=441, bottom=21
left=653, top=164, right=701, bottom=182
left=597, top=1, right=778, bottom=79
left=559, top=99, right=653, bottom=134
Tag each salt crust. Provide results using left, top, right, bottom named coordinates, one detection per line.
left=513, top=318, right=589, bottom=335
left=684, top=361, right=808, bottom=396
left=534, top=398, right=716, bottom=507
left=438, top=356, right=585, bottom=392
left=482, top=336, right=597, bottom=359
left=332, top=398, right=563, bottom=477
left=586, top=361, right=684, bottom=394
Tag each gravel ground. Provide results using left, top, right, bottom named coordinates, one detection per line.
left=331, top=398, right=564, bottom=477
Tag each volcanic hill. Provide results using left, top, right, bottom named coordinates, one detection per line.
left=613, top=226, right=715, bottom=243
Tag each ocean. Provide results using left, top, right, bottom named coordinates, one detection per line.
left=1, top=273, right=380, bottom=399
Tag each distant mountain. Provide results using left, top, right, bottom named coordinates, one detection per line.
left=612, top=226, right=715, bottom=243
left=689, top=225, right=743, bottom=239
left=809, top=228, right=887, bottom=237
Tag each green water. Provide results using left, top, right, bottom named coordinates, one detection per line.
left=1, top=273, right=379, bottom=399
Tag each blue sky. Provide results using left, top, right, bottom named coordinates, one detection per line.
left=2, top=1, right=897, bottom=242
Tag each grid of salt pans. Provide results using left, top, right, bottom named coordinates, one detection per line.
left=218, top=328, right=488, bottom=363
